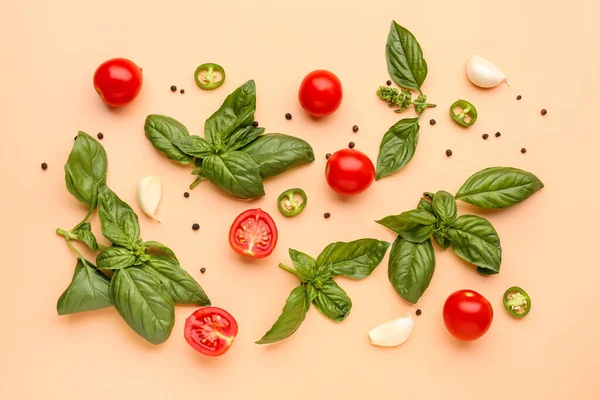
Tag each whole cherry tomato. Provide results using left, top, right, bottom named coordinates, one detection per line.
left=93, top=58, right=143, bottom=107
left=325, top=149, right=375, bottom=195
left=184, top=307, right=238, bottom=357
left=298, top=70, right=343, bottom=117
left=443, top=289, right=493, bottom=341
left=228, top=208, right=278, bottom=258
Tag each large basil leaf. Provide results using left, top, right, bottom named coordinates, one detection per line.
left=171, top=136, right=213, bottom=159
left=144, top=114, right=193, bottom=165
left=71, top=222, right=98, bottom=252
left=241, top=133, right=315, bottom=179
left=388, top=237, right=436, bottom=304
left=385, top=21, right=428, bottom=91
left=432, top=190, right=457, bottom=224
left=57, top=258, right=112, bottom=315
left=110, top=267, right=175, bottom=345
left=96, top=246, right=136, bottom=270
left=289, top=248, right=317, bottom=283
left=97, top=185, right=141, bottom=248
left=311, top=280, right=352, bottom=322
left=315, top=239, right=390, bottom=279
left=202, top=152, right=265, bottom=199
left=65, top=131, right=107, bottom=208
left=456, top=167, right=545, bottom=209
left=204, top=80, right=256, bottom=148
left=376, top=118, right=419, bottom=180
left=256, top=285, right=310, bottom=344
left=447, top=215, right=502, bottom=273
left=376, top=209, right=437, bottom=234
left=144, top=241, right=178, bottom=263
left=222, top=126, right=265, bottom=152
left=146, top=255, right=210, bottom=306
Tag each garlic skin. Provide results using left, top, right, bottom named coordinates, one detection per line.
left=137, top=176, right=162, bottom=223
left=466, top=55, right=510, bottom=88
left=368, top=313, right=414, bottom=347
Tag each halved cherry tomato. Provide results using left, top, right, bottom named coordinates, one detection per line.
left=298, top=70, right=343, bottom=117
left=184, top=307, right=238, bottom=357
left=443, top=289, right=493, bottom=341
left=93, top=58, right=143, bottom=107
left=325, top=149, right=375, bottom=195
left=228, top=208, right=278, bottom=258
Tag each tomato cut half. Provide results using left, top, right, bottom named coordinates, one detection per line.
left=184, top=307, right=238, bottom=357
left=228, top=208, right=278, bottom=258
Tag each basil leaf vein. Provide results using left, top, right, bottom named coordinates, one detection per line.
left=144, top=114, right=193, bottom=165
left=376, top=118, right=420, bottom=180
left=57, top=258, right=112, bottom=315
left=447, top=215, right=502, bottom=273
left=202, top=152, right=265, bottom=199
left=256, top=285, right=310, bottom=345
left=311, top=280, right=352, bottom=322
left=64, top=131, right=107, bottom=208
left=146, top=255, right=210, bottom=306
left=97, top=185, right=141, bottom=248
left=388, top=237, right=436, bottom=304
left=386, top=21, right=428, bottom=91
left=316, top=239, right=390, bottom=279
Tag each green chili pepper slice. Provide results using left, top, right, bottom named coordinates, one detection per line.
left=194, top=63, right=226, bottom=90
left=277, top=188, right=307, bottom=217
left=450, top=99, right=478, bottom=127
left=503, top=286, right=531, bottom=318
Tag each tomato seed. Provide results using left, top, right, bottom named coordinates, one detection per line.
left=495, top=131, right=501, bottom=138
left=41, top=162, right=48, bottom=170
left=386, top=80, right=392, bottom=86
left=252, top=121, right=259, bottom=127
left=285, top=113, right=292, bottom=120
left=349, top=142, right=355, bottom=149
left=429, top=119, right=436, bottom=125
left=416, top=309, right=422, bottom=316
left=541, top=109, right=547, bottom=115
left=517, top=95, right=522, bottom=100
left=184, top=192, right=190, bottom=198
left=200, top=267, right=206, bottom=274
left=97, top=132, right=104, bottom=140
left=521, top=148, right=527, bottom=154
left=170, top=85, right=177, bottom=92
left=324, top=213, right=331, bottom=219
left=326, top=153, right=331, bottom=159
left=352, top=125, right=359, bottom=132
left=482, top=134, right=489, bottom=140
left=446, top=149, right=452, bottom=157
left=180, top=89, right=185, bottom=94
left=192, top=223, right=200, bottom=231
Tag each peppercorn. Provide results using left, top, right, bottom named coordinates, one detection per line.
left=517, top=95, right=522, bottom=100
left=429, top=119, right=436, bottom=126
left=74, top=136, right=77, bottom=141
left=352, top=125, right=359, bottom=132
left=482, top=134, right=489, bottom=140
left=192, top=223, right=200, bottom=231
left=200, top=267, right=206, bottom=274
left=521, top=148, right=527, bottom=154
left=41, top=162, right=48, bottom=170
left=446, top=149, right=452, bottom=157
left=184, top=192, right=190, bottom=198
left=97, top=132, right=104, bottom=140
left=541, top=109, right=547, bottom=115
left=349, top=142, right=355, bottom=149
left=170, top=85, right=177, bottom=92
left=386, top=80, right=392, bottom=86
left=495, top=132, right=501, bottom=138
left=180, top=89, right=185, bottom=94
left=285, top=113, right=292, bottom=120
left=326, top=153, right=331, bottom=159
left=252, top=121, right=259, bottom=127
left=324, top=213, right=331, bottom=219
left=416, top=309, right=422, bottom=316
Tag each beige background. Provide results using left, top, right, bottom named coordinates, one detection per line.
left=1, top=0, right=599, bottom=399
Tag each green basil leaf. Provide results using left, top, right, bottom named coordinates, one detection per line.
left=385, top=21, right=428, bottom=91
left=376, top=209, right=437, bottom=234
left=144, top=114, right=193, bottom=165
left=432, top=190, right=457, bottom=224
left=57, top=258, right=112, bottom=315
left=202, top=152, right=265, bottom=199
left=204, top=80, right=256, bottom=148
left=256, top=285, right=310, bottom=344
left=96, top=246, right=136, bottom=270
left=311, top=280, right=352, bottom=322
left=401, top=224, right=435, bottom=243
left=456, top=167, right=545, bottom=209
left=417, top=197, right=433, bottom=213
left=314, top=262, right=332, bottom=282
left=306, top=284, right=319, bottom=303
left=375, top=118, right=419, bottom=180
left=388, top=237, right=436, bottom=304
left=447, top=215, right=502, bottom=273
left=64, top=131, right=107, bottom=208
left=110, top=267, right=175, bottom=345
left=433, top=231, right=450, bottom=250
left=289, top=248, right=317, bottom=283
left=97, top=185, right=141, bottom=248
left=146, top=255, right=210, bottom=306
left=71, top=222, right=99, bottom=252
left=241, top=133, right=315, bottom=179
left=316, top=239, right=390, bottom=279
left=143, top=241, right=179, bottom=263
left=171, top=136, right=213, bottom=159
left=222, top=126, right=265, bottom=152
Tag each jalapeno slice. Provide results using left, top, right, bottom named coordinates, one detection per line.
left=194, top=63, right=226, bottom=90
left=450, top=100, right=478, bottom=127
left=277, top=188, right=307, bottom=217
left=503, top=286, right=531, bottom=318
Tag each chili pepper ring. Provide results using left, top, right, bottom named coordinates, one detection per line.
left=450, top=99, right=478, bottom=127
left=194, top=63, right=226, bottom=90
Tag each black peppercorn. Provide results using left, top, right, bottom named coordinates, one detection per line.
left=495, top=132, right=501, bottom=138
left=252, top=121, right=259, bottom=127
left=184, top=192, right=190, bottom=198
left=517, top=95, right=522, bottom=100
left=326, top=153, right=331, bottom=159
left=74, top=136, right=77, bottom=141
left=170, top=85, right=177, bottom=92
left=41, top=162, right=48, bottom=170
left=386, top=80, right=392, bottom=86
left=180, top=89, right=185, bottom=94
left=416, top=309, right=422, bottom=316
left=521, top=148, right=527, bottom=154
left=200, top=267, right=206, bottom=274
left=429, top=119, right=436, bottom=126
left=352, top=125, right=359, bottom=132
left=482, top=134, right=489, bottom=140
left=285, top=113, right=292, bottom=120
left=192, top=223, right=200, bottom=231
left=324, top=213, right=331, bottom=219
left=541, top=109, right=547, bottom=115
left=446, top=149, right=452, bottom=157
left=97, top=132, right=104, bottom=140
left=349, top=142, right=355, bottom=149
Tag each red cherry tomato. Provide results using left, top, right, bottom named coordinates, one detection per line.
left=325, top=149, right=375, bottom=195
left=93, top=58, right=143, bottom=107
left=228, top=208, right=278, bottom=258
left=298, top=70, right=343, bottom=117
left=443, top=289, right=493, bottom=341
left=184, top=307, right=238, bottom=357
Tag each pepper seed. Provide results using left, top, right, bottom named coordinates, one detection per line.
left=192, top=223, right=200, bottom=231
left=170, top=85, right=177, bottom=92
left=252, top=121, right=259, bottom=127
left=446, top=149, right=453, bottom=157
left=285, top=113, right=292, bottom=120
left=517, top=95, right=522, bottom=100
left=541, top=109, right=547, bottom=115
left=200, top=267, right=206, bottom=274
left=326, top=153, right=331, bottom=159
left=352, top=125, right=359, bottom=132
left=495, top=131, right=502, bottom=138
left=184, top=192, right=190, bottom=198
left=429, top=119, right=436, bottom=126
left=416, top=309, right=422, bottom=316
left=349, top=142, right=355, bottom=149
left=324, top=213, right=331, bottom=219
left=386, top=80, right=392, bottom=86
left=482, top=134, right=489, bottom=140
left=180, top=89, right=185, bottom=94
left=521, top=148, right=527, bottom=154
left=41, top=162, right=48, bottom=170
left=97, top=132, right=104, bottom=140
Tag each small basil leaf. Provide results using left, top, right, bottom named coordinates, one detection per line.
left=202, top=152, right=265, bottom=199
left=401, top=224, right=435, bottom=244
left=432, top=190, right=457, bottom=224
left=98, top=185, right=141, bottom=249
left=433, top=231, right=450, bottom=250
left=376, top=209, right=437, bottom=234
left=376, top=118, right=420, bottom=180
left=204, top=80, right=256, bottom=148
left=306, top=284, right=319, bottom=303
left=96, top=246, right=136, bottom=270
left=447, top=215, right=502, bottom=273
left=417, top=197, right=433, bottom=213
left=110, top=267, right=175, bottom=345
left=222, top=126, right=265, bottom=152
left=171, top=136, right=213, bottom=159
left=289, top=248, right=317, bottom=283
left=71, top=222, right=98, bottom=252
left=256, top=285, right=310, bottom=344
left=386, top=21, right=428, bottom=91
left=316, top=239, right=390, bottom=279
left=456, top=167, right=545, bottom=209
left=241, top=133, right=315, bottom=179
left=388, top=237, right=436, bottom=304
left=146, top=255, right=210, bottom=306
left=64, top=131, right=107, bottom=208
left=57, top=258, right=112, bottom=315
left=144, top=114, right=193, bottom=165
left=143, top=241, right=179, bottom=263
left=311, top=280, right=352, bottom=322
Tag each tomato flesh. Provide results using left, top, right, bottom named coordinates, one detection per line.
left=325, top=149, right=375, bottom=195
left=229, top=208, right=278, bottom=258
left=184, top=307, right=238, bottom=357
left=298, top=70, right=343, bottom=117
left=93, top=58, right=143, bottom=107
left=443, top=289, right=493, bottom=341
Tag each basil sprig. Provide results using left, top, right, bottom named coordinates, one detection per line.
left=257, top=239, right=390, bottom=345
left=145, top=80, right=315, bottom=199
left=377, top=167, right=544, bottom=304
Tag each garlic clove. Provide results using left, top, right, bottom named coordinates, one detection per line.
left=466, top=55, right=509, bottom=88
left=137, top=176, right=162, bottom=223
left=368, top=313, right=414, bottom=347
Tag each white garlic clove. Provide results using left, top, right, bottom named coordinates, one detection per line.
left=368, top=313, right=414, bottom=347
left=466, top=55, right=510, bottom=88
left=137, top=176, right=162, bottom=223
